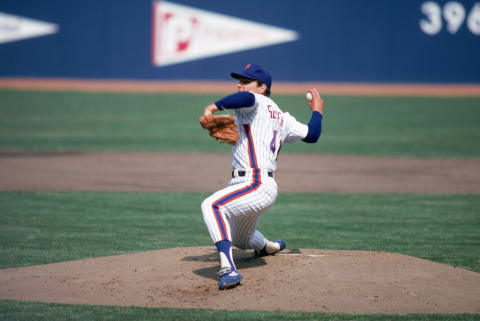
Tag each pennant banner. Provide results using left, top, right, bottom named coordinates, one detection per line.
left=0, top=12, right=58, bottom=45
left=152, top=1, right=299, bottom=67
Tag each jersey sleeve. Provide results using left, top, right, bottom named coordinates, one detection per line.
left=282, top=112, right=309, bottom=144
left=233, top=92, right=259, bottom=114
left=214, top=92, right=256, bottom=110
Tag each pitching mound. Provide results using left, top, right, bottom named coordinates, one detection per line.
left=0, top=247, right=479, bottom=313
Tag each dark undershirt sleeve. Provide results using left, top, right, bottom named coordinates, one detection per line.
left=302, top=111, right=322, bottom=143
left=214, top=92, right=255, bottom=110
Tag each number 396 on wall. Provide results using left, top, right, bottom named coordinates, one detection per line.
left=420, top=1, right=480, bottom=35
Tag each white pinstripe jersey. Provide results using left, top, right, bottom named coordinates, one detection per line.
left=232, top=93, right=308, bottom=172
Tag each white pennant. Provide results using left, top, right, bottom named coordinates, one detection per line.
left=152, top=1, right=299, bottom=66
left=0, top=12, right=59, bottom=45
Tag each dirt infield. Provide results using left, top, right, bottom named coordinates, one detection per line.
left=1, top=78, right=480, bottom=96
left=1, top=247, right=479, bottom=314
left=1, top=151, right=480, bottom=194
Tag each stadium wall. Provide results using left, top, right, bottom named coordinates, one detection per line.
left=0, top=0, right=479, bottom=83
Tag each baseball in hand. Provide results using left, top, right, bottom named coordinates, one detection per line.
left=306, top=92, right=313, bottom=101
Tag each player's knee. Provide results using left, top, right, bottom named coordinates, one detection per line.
left=247, top=236, right=257, bottom=250
left=248, top=233, right=266, bottom=251
left=201, top=199, right=209, bottom=214
left=201, top=197, right=215, bottom=218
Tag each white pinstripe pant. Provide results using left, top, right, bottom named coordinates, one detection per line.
left=201, top=168, right=278, bottom=251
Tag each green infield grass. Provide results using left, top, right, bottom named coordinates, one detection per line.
left=1, top=191, right=478, bottom=271
left=1, top=89, right=479, bottom=158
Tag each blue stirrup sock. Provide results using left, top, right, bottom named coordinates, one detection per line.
left=215, top=240, right=236, bottom=270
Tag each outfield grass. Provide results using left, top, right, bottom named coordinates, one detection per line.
left=1, top=191, right=478, bottom=272
left=1, top=89, right=479, bottom=157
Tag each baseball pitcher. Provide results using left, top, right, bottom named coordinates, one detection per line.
left=199, top=64, right=324, bottom=290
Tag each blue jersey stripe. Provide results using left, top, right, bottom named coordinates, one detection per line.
left=243, top=124, right=258, bottom=168
left=212, top=206, right=228, bottom=240
left=214, top=171, right=259, bottom=205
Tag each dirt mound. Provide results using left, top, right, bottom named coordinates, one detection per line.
left=0, top=247, right=479, bottom=313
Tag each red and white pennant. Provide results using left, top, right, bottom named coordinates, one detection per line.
left=152, top=1, right=299, bottom=67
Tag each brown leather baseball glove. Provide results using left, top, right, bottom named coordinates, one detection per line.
left=199, top=114, right=239, bottom=145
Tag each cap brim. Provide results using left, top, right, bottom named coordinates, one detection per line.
left=231, top=72, right=255, bottom=80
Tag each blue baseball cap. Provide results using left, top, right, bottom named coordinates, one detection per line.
left=231, top=64, right=272, bottom=89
